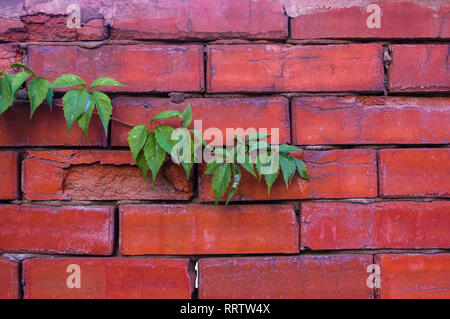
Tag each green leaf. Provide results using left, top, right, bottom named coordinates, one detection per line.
left=293, top=157, right=309, bottom=180
left=62, top=88, right=89, bottom=133
left=28, top=77, right=50, bottom=119
left=91, top=91, right=112, bottom=136
left=76, top=94, right=94, bottom=142
left=226, top=164, right=241, bottom=205
left=211, top=163, right=231, bottom=205
left=127, top=125, right=148, bottom=162
left=205, top=162, right=220, bottom=174
left=151, top=110, right=183, bottom=123
left=8, top=63, right=35, bottom=76
left=155, top=125, right=176, bottom=154
left=90, top=77, right=125, bottom=89
left=143, top=133, right=166, bottom=184
left=53, top=74, right=86, bottom=88
left=46, top=86, right=54, bottom=109
left=240, top=155, right=257, bottom=178
left=249, top=141, right=270, bottom=152
left=136, top=151, right=149, bottom=181
left=279, top=154, right=296, bottom=187
left=182, top=104, right=192, bottom=128
left=279, top=144, right=301, bottom=153
left=264, top=170, right=279, bottom=195
left=181, top=138, right=195, bottom=179
left=0, top=77, right=13, bottom=115
left=191, top=129, right=207, bottom=146
left=246, top=132, right=270, bottom=142
left=10, top=72, right=31, bottom=96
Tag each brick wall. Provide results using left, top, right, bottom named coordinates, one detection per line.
left=0, top=0, right=449, bottom=299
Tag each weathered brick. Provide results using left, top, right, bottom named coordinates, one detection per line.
left=112, top=97, right=290, bottom=146
left=301, top=201, right=450, bottom=250
left=199, top=255, right=373, bottom=299
left=23, top=257, right=194, bottom=299
left=380, top=149, right=450, bottom=197
left=111, top=0, right=287, bottom=40
left=292, top=96, right=450, bottom=145
left=0, top=101, right=106, bottom=146
left=0, top=257, right=19, bottom=299
left=389, top=45, right=450, bottom=93
left=0, top=44, right=18, bottom=70
left=22, top=150, right=193, bottom=201
left=0, top=205, right=114, bottom=255
left=0, top=152, right=18, bottom=200
left=27, top=45, right=204, bottom=93
left=120, top=204, right=298, bottom=255
left=207, top=44, right=384, bottom=93
left=199, top=149, right=377, bottom=202
left=290, top=0, right=450, bottom=39
left=377, top=254, right=450, bottom=299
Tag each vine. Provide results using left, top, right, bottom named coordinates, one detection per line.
left=0, top=63, right=309, bottom=205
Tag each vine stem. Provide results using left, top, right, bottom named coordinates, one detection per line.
left=92, top=111, right=134, bottom=128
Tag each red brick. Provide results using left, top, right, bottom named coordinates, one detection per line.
left=0, top=44, right=18, bottom=70
left=0, top=152, right=18, bottom=200
left=199, top=255, right=373, bottom=299
left=120, top=204, right=298, bottom=255
left=292, top=96, right=450, bottom=145
left=0, top=257, right=19, bottom=299
left=290, top=0, right=450, bottom=40
left=22, top=150, right=193, bottom=201
left=23, top=257, right=194, bottom=299
left=389, top=45, right=450, bottom=93
left=207, top=44, right=384, bottom=93
left=112, top=97, right=290, bottom=146
left=199, top=149, right=377, bottom=202
left=377, top=254, right=450, bottom=299
left=28, top=45, right=204, bottom=93
left=111, top=0, right=287, bottom=40
left=0, top=205, right=114, bottom=255
left=301, top=201, right=450, bottom=250
left=0, top=101, right=106, bottom=146
left=380, top=149, right=450, bottom=197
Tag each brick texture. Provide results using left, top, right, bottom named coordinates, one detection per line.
left=28, top=45, right=204, bottom=93
left=0, top=257, right=19, bottom=299
left=120, top=204, right=299, bottom=255
left=207, top=44, right=384, bottom=93
left=0, top=44, right=18, bottom=70
left=0, top=102, right=106, bottom=146
left=389, top=45, right=450, bottom=93
left=23, top=257, right=194, bottom=299
left=290, top=0, right=450, bottom=39
left=380, top=149, right=450, bottom=197
left=199, top=149, right=378, bottom=202
left=0, top=205, right=114, bottom=255
left=301, top=201, right=450, bottom=250
left=21, top=150, right=193, bottom=201
left=0, top=152, right=19, bottom=200
left=292, top=96, right=450, bottom=145
left=199, top=255, right=373, bottom=299
left=377, top=254, right=450, bottom=299
left=112, top=97, right=290, bottom=146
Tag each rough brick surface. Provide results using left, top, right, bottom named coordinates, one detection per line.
left=389, top=45, right=450, bottom=93
left=110, top=0, right=287, bottom=40
left=120, top=204, right=299, bottom=255
left=0, top=44, right=18, bottom=70
left=207, top=44, right=384, bottom=93
left=0, top=257, right=19, bottom=299
left=292, top=96, right=450, bottom=145
left=0, top=102, right=106, bottom=146
left=112, top=97, right=290, bottom=146
left=301, top=201, right=450, bottom=250
left=377, top=254, right=450, bottom=299
left=199, top=149, right=377, bottom=202
left=23, top=257, right=194, bottom=299
left=28, top=45, right=204, bottom=93
left=199, top=255, right=373, bottom=299
left=290, top=0, right=450, bottom=39
left=380, top=149, right=450, bottom=197
left=22, top=150, right=193, bottom=201
left=0, top=205, right=114, bottom=255
left=0, top=152, right=18, bottom=200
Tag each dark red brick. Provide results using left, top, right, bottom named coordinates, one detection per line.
left=0, top=257, right=19, bottom=299
left=0, top=152, right=18, bottom=200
